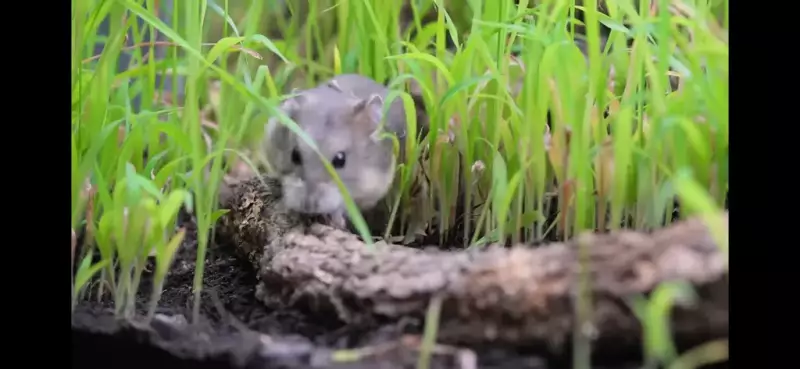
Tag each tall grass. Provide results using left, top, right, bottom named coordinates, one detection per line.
left=72, top=0, right=728, bottom=367
left=71, top=0, right=299, bottom=321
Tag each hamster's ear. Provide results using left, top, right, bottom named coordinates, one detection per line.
left=265, top=89, right=305, bottom=150
left=327, top=79, right=358, bottom=99
left=354, top=94, right=384, bottom=126
left=281, top=88, right=306, bottom=112
left=326, top=79, right=343, bottom=92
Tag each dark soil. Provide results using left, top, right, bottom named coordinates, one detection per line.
left=71, top=214, right=726, bottom=369
left=71, top=219, right=542, bottom=369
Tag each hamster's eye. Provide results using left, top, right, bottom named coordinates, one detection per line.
left=332, top=152, right=346, bottom=169
left=290, top=148, right=302, bottom=166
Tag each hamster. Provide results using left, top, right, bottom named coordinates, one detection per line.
left=263, top=74, right=421, bottom=229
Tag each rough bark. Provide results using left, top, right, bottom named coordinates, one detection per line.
left=217, top=175, right=728, bottom=350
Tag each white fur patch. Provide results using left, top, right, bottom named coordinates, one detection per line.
left=281, top=175, right=344, bottom=215
left=353, top=165, right=396, bottom=210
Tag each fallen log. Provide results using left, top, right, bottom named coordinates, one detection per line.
left=217, top=175, right=728, bottom=350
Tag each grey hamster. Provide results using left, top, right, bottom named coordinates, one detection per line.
left=263, top=74, right=416, bottom=227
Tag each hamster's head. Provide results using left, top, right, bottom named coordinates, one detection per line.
left=263, top=89, right=398, bottom=217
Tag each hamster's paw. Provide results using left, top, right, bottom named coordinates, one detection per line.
left=327, top=212, right=348, bottom=230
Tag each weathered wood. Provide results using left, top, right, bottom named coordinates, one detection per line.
left=217, top=175, right=728, bottom=349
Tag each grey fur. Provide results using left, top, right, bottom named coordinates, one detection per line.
left=318, top=74, right=414, bottom=161
left=263, top=74, right=412, bottom=224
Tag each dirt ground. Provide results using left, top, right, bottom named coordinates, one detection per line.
left=71, top=219, right=543, bottom=368
left=71, top=211, right=727, bottom=369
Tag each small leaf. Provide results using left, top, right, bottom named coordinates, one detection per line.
left=152, top=122, right=192, bottom=155
left=248, top=34, right=291, bottom=64
left=673, top=171, right=728, bottom=256
left=134, top=173, right=165, bottom=202
left=95, top=213, right=115, bottom=260
left=386, top=52, right=455, bottom=87
left=74, top=254, right=109, bottom=299
left=209, top=209, right=230, bottom=224
left=333, top=45, right=342, bottom=75
left=159, top=190, right=188, bottom=228
left=258, top=64, right=279, bottom=99
left=599, top=16, right=631, bottom=35
left=502, top=170, right=524, bottom=215
left=439, top=74, right=494, bottom=107
left=125, top=163, right=143, bottom=205
left=205, top=36, right=247, bottom=66
left=142, top=197, right=159, bottom=214
left=491, top=150, right=508, bottom=215
left=678, top=118, right=711, bottom=163
left=143, top=149, right=170, bottom=177
left=673, top=170, right=719, bottom=216
left=342, top=48, right=360, bottom=74
left=155, top=229, right=186, bottom=277
left=206, top=0, right=241, bottom=37
left=153, top=156, right=190, bottom=190
left=183, top=191, right=194, bottom=214
left=472, top=227, right=501, bottom=247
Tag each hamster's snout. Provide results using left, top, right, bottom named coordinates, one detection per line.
left=281, top=175, right=345, bottom=215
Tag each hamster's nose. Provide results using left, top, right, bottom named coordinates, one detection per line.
left=281, top=176, right=313, bottom=212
